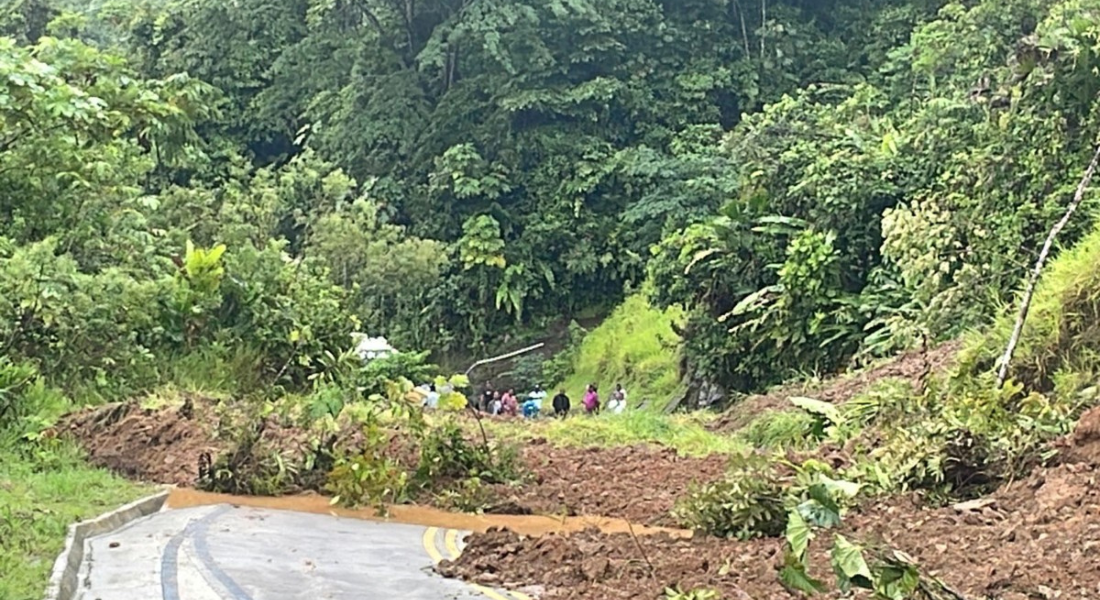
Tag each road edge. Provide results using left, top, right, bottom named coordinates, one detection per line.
left=44, top=488, right=171, bottom=600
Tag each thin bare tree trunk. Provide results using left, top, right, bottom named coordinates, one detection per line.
left=732, top=0, right=751, bottom=56
left=996, top=142, right=1100, bottom=388
left=760, top=0, right=766, bottom=59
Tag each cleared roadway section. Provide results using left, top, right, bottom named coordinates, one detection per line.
left=74, top=503, right=529, bottom=600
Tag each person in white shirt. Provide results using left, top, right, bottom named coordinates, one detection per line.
left=607, top=383, right=627, bottom=414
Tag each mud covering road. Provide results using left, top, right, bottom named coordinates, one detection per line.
left=440, top=408, right=1100, bottom=600
left=76, top=503, right=528, bottom=600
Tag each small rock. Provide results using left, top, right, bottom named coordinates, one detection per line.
left=581, top=557, right=610, bottom=581
left=109, top=542, right=121, bottom=549
left=952, top=498, right=997, bottom=512
left=1036, top=584, right=1059, bottom=599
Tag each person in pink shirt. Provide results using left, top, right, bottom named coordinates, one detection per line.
left=583, top=384, right=600, bottom=415
left=501, top=389, right=519, bottom=416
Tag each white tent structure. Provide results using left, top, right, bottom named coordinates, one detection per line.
left=351, top=334, right=396, bottom=361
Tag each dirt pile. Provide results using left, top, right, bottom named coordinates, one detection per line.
left=444, top=408, right=1100, bottom=600
left=711, top=340, right=961, bottom=433
left=493, top=441, right=729, bottom=525
left=439, top=527, right=790, bottom=600
left=57, top=394, right=222, bottom=486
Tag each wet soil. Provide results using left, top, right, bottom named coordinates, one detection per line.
left=489, top=439, right=729, bottom=526
left=166, top=488, right=690, bottom=538
left=440, top=407, right=1100, bottom=600
left=710, top=340, right=962, bottom=433
left=56, top=394, right=223, bottom=486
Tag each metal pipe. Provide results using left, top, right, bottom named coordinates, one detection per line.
left=464, top=342, right=546, bottom=377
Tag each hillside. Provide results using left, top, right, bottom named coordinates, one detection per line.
left=5, top=1, right=1100, bottom=599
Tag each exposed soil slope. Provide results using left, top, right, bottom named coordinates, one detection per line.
left=57, top=394, right=222, bottom=486
left=490, top=439, right=728, bottom=525
left=711, top=341, right=962, bottom=433
left=441, top=407, right=1100, bottom=600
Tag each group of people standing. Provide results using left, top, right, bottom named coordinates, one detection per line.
left=477, top=382, right=628, bottom=418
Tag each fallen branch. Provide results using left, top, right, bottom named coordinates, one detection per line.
left=625, top=520, right=655, bottom=579
left=996, top=141, right=1100, bottom=388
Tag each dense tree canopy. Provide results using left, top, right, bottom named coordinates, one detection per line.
left=2, top=0, right=1100, bottom=396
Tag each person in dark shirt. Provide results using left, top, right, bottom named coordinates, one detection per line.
left=481, top=383, right=494, bottom=413
left=552, top=389, right=571, bottom=418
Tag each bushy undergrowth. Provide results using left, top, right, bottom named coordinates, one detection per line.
left=559, top=295, right=685, bottom=407
left=738, top=410, right=819, bottom=451
left=693, top=227, right=1100, bottom=534
left=194, top=371, right=525, bottom=514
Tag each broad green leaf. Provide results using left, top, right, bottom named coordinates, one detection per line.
left=820, top=475, right=861, bottom=499
left=779, top=552, right=826, bottom=595
left=831, top=534, right=873, bottom=590
left=785, top=509, right=814, bottom=559
left=798, top=483, right=842, bottom=528
left=789, top=397, right=841, bottom=425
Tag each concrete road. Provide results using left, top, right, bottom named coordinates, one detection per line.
left=74, top=504, right=529, bottom=600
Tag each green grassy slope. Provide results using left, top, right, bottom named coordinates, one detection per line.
left=0, top=442, right=147, bottom=600
left=558, top=295, right=685, bottom=410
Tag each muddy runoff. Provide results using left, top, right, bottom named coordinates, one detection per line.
left=167, top=488, right=691, bottom=539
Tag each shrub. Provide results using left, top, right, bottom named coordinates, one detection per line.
left=433, top=477, right=494, bottom=513
left=739, top=410, right=818, bottom=450
left=0, top=359, right=41, bottom=431
left=324, top=423, right=410, bottom=513
left=416, top=421, right=521, bottom=486
left=673, top=453, right=788, bottom=539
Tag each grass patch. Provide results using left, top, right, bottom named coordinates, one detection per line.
left=960, top=221, right=1100, bottom=396
left=0, top=439, right=148, bottom=600
left=737, top=410, right=817, bottom=450
left=487, top=411, right=746, bottom=457
left=559, top=294, right=684, bottom=409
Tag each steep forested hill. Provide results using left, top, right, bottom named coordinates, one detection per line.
left=3, top=0, right=1100, bottom=396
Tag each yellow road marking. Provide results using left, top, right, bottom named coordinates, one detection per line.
left=511, top=593, right=533, bottom=600
left=422, top=527, right=445, bottom=564
left=443, top=528, right=462, bottom=560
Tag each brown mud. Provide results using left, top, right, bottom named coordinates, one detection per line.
left=57, top=397, right=730, bottom=526
left=440, top=407, right=1100, bottom=600
left=710, top=340, right=962, bottom=433
left=489, top=439, right=728, bottom=525
left=167, top=488, right=689, bottom=538
left=56, top=394, right=223, bottom=486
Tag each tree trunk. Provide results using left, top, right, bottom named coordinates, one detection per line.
left=996, top=141, right=1100, bottom=388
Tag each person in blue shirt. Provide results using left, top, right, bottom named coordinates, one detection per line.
left=521, top=396, right=541, bottom=418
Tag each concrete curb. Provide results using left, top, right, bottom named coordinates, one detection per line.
left=44, top=489, right=170, bottom=600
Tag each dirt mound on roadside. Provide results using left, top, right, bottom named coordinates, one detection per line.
left=57, top=395, right=222, bottom=486
left=844, top=463, right=1100, bottom=600
left=490, top=441, right=729, bottom=525
left=438, top=527, right=789, bottom=600
left=711, top=340, right=961, bottom=433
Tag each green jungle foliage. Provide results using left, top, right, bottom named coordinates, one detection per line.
left=3, top=0, right=1100, bottom=409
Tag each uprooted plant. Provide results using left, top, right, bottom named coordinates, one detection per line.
left=672, top=451, right=789, bottom=540
left=778, top=478, right=966, bottom=600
